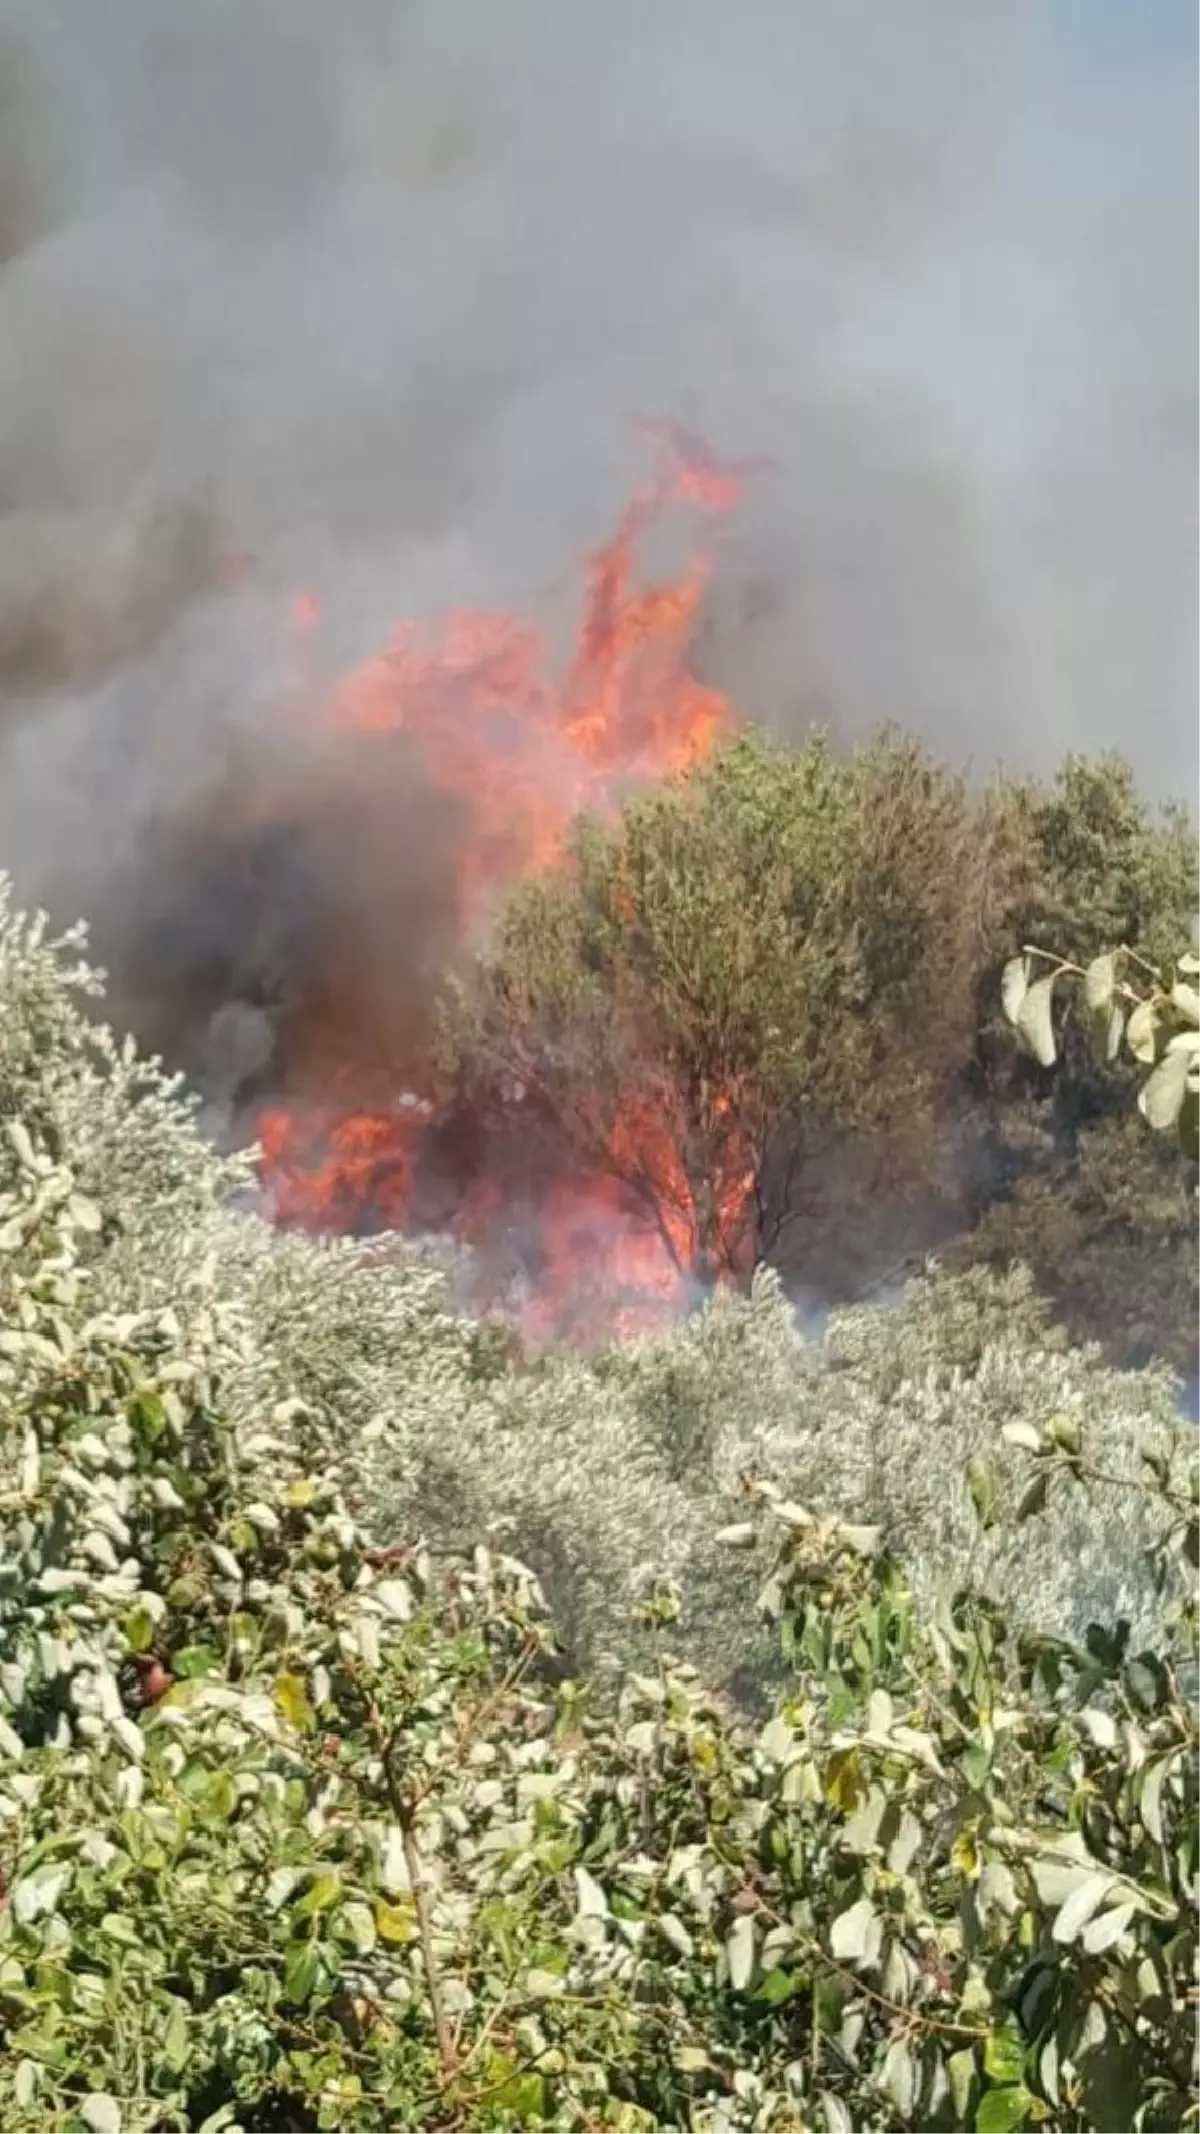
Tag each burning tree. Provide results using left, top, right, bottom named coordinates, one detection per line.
left=443, top=725, right=990, bottom=1297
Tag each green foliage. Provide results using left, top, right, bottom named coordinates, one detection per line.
left=1001, top=945, right=1199, bottom=1161
left=992, top=755, right=1196, bottom=976
left=440, top=736, right=1198, bottom=1369
left=1, top=1123, right=1196, bottom=2131
left=974, top=758, right=1198, bottom=1370
left=1, top=866, right=1197, bottom=2129
left=443, top=728, right=986, bottom=1281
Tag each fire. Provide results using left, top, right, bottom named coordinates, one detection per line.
left=256, top=427, right=753, bottom=1339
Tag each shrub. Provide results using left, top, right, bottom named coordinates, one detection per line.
left=0, top=1136, right=1195, bottom=2129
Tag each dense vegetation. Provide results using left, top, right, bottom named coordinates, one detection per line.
left=0, top=721, right=1196, bottom=2132
left=445, top=737, right=1197, bottom=1371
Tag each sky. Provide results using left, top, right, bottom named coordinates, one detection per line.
left=0, top=0, right=1194, bottom=947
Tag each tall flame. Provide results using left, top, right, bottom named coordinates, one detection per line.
left=257, top=426, right=752, bottom=1338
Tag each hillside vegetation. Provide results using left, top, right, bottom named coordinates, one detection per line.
left=443, top=736, right=1197, bottom=1370
left=0, top=724, right=1196, bottom=2133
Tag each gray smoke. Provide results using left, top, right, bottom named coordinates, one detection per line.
left=0, top=0, right=1194, bottom=1005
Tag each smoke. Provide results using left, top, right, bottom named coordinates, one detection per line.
left=0, top=0, right=1194, bottom=1078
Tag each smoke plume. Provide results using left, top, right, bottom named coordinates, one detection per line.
left=0, top=0, right=1194, bottom=1128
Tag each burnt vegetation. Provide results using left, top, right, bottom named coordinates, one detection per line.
left=108, top=721, right=1198, bottom=1375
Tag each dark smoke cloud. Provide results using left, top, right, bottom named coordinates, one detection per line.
left=0, top=0, right=1194, bottom=1064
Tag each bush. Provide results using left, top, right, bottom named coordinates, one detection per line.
left=1, top=876, right=1196, bottom=2130
left=1, top=1132, right=1196, bottom=2129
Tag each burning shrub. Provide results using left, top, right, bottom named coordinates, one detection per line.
left=442, top=724, right=990, bottom=1308
left=0, top=873, right=1187, bottom=1705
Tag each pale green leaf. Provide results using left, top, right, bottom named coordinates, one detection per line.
left=1000, top=1421, right=1044, bottom=1454
left=818, top=2092, right=854, bottom=2133
left=1051, top=1871, right=1115, bottom=1944
left=1083, top=953, right=1116, bottom=1012
left=1000, top=956, right=1030, bottom=1026
left=947, top=2047, right=978, bottom=2123
left=1126, top=998, right=1159, bottom=1063
left=882, top=2038, right=916, bottom=2118
left=968, top=1458, right=998, bottom=1530
left=574, top=1865, right=608, bottom=1919
left=829, top=1895, right=878, bottom=1965
left=726, top=1911, right=757, bottom=1992
left=80, top=2097, right=122, bottom=2134
left=1080, top=1902, right=1134, bottom=1955
left=1139, top=1044, right=1191, bottom=1130
left=658, top=1912, right=694, bottom=1959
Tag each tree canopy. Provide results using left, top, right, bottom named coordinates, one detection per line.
left=443, top=735, right=1197, bottom=1368
left=444, top=729, right=989, bottom=1289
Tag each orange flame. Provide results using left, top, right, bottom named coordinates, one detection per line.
left=257, top=427, right=753, bottom=1339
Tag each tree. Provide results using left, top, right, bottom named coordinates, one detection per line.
left=443, top=729, right=988, bottom=1290
left=961, top=756, right=1198, bottom=1372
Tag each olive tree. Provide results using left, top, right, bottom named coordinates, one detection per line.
left=443, top=729, right=988, bottom=1287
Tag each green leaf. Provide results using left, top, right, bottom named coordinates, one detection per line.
left=295, top=1871, right=341, bottom=1917
left=161, top=1996, right=190, bottom=2073
left=100, top=1912, right=142, bottom=1947
left=127, top=1392, right=166, bottom=1444
left=202, top=1771, right=237, bottom=1822
left=336, top=1901, right=377, bottom=1954
left=948, top=2048, right=979, bottom=2123
left=283, top=1942, right=319, bottom=2004
left=121, top=1607, right=156, bottom=1656
left=171, top=1644, right=221, bottom=1679
left=1139, top=1757, right=1170, bottom=1845
left=983, top=2026, right=1026, bottom=2085
left=1126, top=997, right=1159, bottom=1063
left=968, top=1458, right=998, bottom=1531
left=755, top=1965, right=799, bottom=2006
left=274, top=1670, right=315, bottom=1732
left=492, top=2073, right=548, bottom=2121
left=1000, top=1421, right=1044, bottom=1454
left=375, top=1898, right=417, bottom=1945
left=1046, top=1414, right=1081, bottom=1458
left=975, top=2087, right=1033, bottom=2133
left=818, top=2095, right=854, bottom=2133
